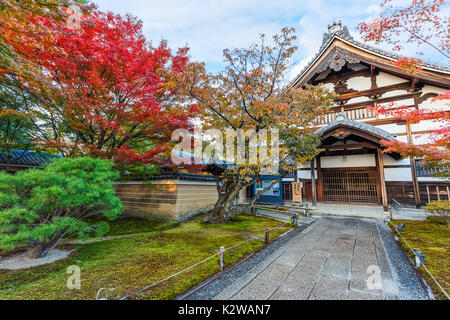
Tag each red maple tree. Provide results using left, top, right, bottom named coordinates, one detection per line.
left=17, top=9, right=194, bottom=167
left=358, top=0, right=449, bottom=167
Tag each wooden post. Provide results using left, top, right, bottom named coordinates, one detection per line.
left=310, top=158, right=317, bottom=207
left=426, top=185, right=430, bottom=203
left=376, top=148, right=388, bottom=211
left=406, top=123, right=421, bottom=208
left=219, top=246, right=225, bottom=270
left=316, top=155, right=323, bottom=202
left=436, top=186, right=440, bottom=201
left=265, top=228, right=270, bottom=245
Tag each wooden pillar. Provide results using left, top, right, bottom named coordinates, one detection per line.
left=406, top=123, right=421, bottom=208
left=375, top=148, right=388, bottom=211
left=316, top=156, right=323, bottom=201
left=310, top=158, right=317, bottom=207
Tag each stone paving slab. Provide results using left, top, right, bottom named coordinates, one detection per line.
left=231, top=263, right=292, bottom=300
left=308, top=274, right=348, bottom=300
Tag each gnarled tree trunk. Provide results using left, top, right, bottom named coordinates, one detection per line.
left=204, top=181, right=244, bottom=224
left=29, top=230, right=65, bottom=259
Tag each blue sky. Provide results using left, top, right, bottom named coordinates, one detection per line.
left=94, top=0, right=448, bottom=79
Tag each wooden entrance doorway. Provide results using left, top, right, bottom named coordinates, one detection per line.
left=322, top=170, right=378, bottom=204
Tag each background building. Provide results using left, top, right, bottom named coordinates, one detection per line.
left=284, top=21, right=449, bottom=209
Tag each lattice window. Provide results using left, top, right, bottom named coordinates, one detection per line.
left=415, top=159, right=449, bottom=177
left=323, top=171, right=378, bottom=204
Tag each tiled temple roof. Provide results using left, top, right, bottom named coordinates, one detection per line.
left=292, top=20, right=449, bottom=87
left=0, top=149, right=58, bottom=167
left=316, top=115, right=397, bottom=141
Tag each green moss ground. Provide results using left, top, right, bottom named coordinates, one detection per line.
left=390, top=217, right=449, bottom=300
left=0, top=214, right=291, bottom=300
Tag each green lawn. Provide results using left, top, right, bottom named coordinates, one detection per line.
left=0, top=214, right=291, bottom=300
left=390, top=217, right=449, bottom=300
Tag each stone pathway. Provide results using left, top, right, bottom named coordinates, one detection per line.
left=308, top=202, right=429, bottom=220
left=187, top=216, right=430, bottom=300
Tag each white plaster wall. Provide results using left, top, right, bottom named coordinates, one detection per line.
left=376, top=72, right=408, bottom=86
left=376, top=123, right=406, bottom=135
left=382, top=154, right=410, bottom=165
left=378, top=98, right=415, bottom=108
left=299, top=155, right=414, bottom=182
left=346, top=76, right=371, bottom=91
left=298, top=170, right=314, bottom=179
left=395, top=135, right=408, bottom=143
left=412, top=132, right=436, bottom=145
left=384, top=168, right=412, bottom=182
left=420, top=85, right=449, bottom=110
left=381, top=89, right=408, bottom=99
left=382, top=155, right=412, bottom=182
left=410, top=119, right=444, bottom=131
left=321, top=154, right=375, bottom=168
left=347, top=96, right=371, bottom=104
left=410, top=119, right=446, bottom=144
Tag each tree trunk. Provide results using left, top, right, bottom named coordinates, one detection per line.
left=205, top=181, right=243, bottom=224
left=29, top=230, right=65, bottom=259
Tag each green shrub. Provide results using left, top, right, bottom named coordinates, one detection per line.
left=0, top=157, right=122, bottom=258
left=425, top=200, right=450, bottom=228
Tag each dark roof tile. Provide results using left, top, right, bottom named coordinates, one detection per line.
left=0, top=150, right=59, bottom=167
left=316, top=115, right=397, bottom=141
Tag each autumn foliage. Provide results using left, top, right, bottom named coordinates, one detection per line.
left=370, top=102, right=450, bottom=163
left=357, top=0, right=449, bottom=58
left=0, top=0, right=87, bottom=76
left=172, top=28, right=336, bottom=223
left=359, top=0, right=449, bottom=169
left=2, top=6, right=194, bottom=167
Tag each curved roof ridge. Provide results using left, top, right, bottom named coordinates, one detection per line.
left=316, top=115, right=397, bottom=141
left=291, top=22, right=450, bottom=87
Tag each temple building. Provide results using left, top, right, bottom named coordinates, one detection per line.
left=254, top=21, right=450, bottom=210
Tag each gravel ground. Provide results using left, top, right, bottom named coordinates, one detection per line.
left=0, top=249, right=73, bottom=270
left=179, top=223, right=311, bottom=300
left=375, top=221, right=431, bottom=300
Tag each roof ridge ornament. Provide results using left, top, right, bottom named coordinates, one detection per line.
left=321, top=20, right=353, bottom=50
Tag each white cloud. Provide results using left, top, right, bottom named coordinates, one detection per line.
left=366, top=4, right=380, bottom=15
left=94, top=0, right=448, bottom=78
